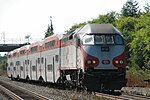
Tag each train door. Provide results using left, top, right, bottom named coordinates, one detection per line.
left=12, top=64, right=15, bottom=77
left=60, top=39, right=77, bottom=69
left=46, top=56, right=54, bottom=82
left=37, top=57, right=43, bottom=81
left=20, top=61, right=23, bottom=78
left=31, top=60, right=36, bottom=80
left=37, top=58, right=40, bottom=80
left=36, top=60, right=38, bottom=80
left=9, top=62, right=13, bottom=78
left=19, top=62, right=21, bottom=78
left=24, top=60, right=27, bottom=79
left=30, top=61, right=32, bottom=80
left=23, top=61, right=25, bottom=79
left=45, top=58, right=47, bottom=82
left=68, top=42, right=77, bottom=69
left=16, top=61, right=20, bottom=78
left=60, top=46, right=66, bottom=68
left=40, top=57, right=45, bottom=81
left=53, top=57, right=55, bottom=82
left=26, top=60, right=29, bottom=78
left=12, top=61, right=16, bottom=78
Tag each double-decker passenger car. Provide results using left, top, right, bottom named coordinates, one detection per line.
left=7, top=24, right=127, bottom=91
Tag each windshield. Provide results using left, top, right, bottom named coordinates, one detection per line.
left=82, top=35, right=94, bottom=45
left=83, top=34, right=124, bottom=45
left=95, top=35, right=114, bottom=44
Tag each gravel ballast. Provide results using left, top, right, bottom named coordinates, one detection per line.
left=122, top=87, right=150, bottom=96
left=0, top=76, right=100, bottom=100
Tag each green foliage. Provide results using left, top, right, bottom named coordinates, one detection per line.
left=144, top=3, right=150, bottom=13
left=130, top=13, right=150, bottom=69
left=89, top=11, right=117, bottom=24
left=115, top=17, right=138, bottom=66
left=45, top=18, right=54, bottom=38
left=0, top=55, right=7, bottom=71
left=66, top=11, right=118, bottom=33
left=121, top=0, right=140, bottom=17
left=66, top=22, right=87, bottom=34
left=45, top=24, right=54, bottom=38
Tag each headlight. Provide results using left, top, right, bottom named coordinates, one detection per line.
left=119, top=60, right=124, bottom=64
left=87, top=60, right=92, bottom=64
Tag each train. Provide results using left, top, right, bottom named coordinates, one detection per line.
left=7, top=24, right=127, bottom=91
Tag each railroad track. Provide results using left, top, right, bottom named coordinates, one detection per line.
left=0, top=80, right=50, bottom=100
left=0, top=76, right=150, bottom=100
left=95, top=92, right=150, bottom=100
left=120, top=94, right=150, bottom=100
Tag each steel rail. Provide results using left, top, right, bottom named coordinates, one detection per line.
left=95, top=92, right=122, bottom=100
left=121, top=94, right=150, bottom=100
left=96, top=92, right=150, bottom=100
left=0, top=85, right=23, bottom=100
left=0, top=80, right=51, bottom=100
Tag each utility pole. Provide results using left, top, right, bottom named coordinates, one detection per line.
left=25, top=34, right=31, bottom=44
left=50, top=16, right=54, bottom=34
left=2, top=32, right=5, bottom=44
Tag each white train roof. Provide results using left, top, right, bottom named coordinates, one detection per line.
left=76, top=24, right=122, bottom=35
left=19, top=45, right=30, bottom=50
left=29, top=41, right=43, bottom=47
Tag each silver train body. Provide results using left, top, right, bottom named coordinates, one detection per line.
left=7, top=24, right=127, bottom=91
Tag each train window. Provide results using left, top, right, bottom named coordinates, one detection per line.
left=114, top=35, right=124, bottom=45
left=31, top=46, right=38, bottom=53
left=38, top=58, right=40, bottom=64
left=55, top=55, right=59, bottom=62
left=13, top=52, right=17, bottom=57
left=28, top=60, right=29, bottom=65
left=8, top=67, right=10, bottom=71
left=105, top=35, right=114, bottom=44
left=32, top=66, right=36, bottom=71
left=83, top=35, right=94, bottom=45
left=45, top=40, right=56, bottom=49
left=41, top=57, right=44, bottom=64
left=95, top=35, right=104, bottom=44
left=47, top=64, right=52, bottom=71
left=21, top=66, right=23, bottom=71
left=8, top=55, right=11, bottom=58
left=10, top=62, right=13, bottom=66
left=62, top=37, right=69, bottom=42
left=6, top=63, right=8, bottom=67
left=16, top=61, right=20, bottom=66
left=20, top=50, right=25, bottom=55
left=94, top=35, right=114, bottom=44
left=25, top=60, right=27, bottom=65
left=13, top=67, right=16, bottom=71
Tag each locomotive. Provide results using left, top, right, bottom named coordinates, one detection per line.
left=7, top=24, right=127, bottom=91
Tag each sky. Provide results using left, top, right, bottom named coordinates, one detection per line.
left=0, top=0, right=149, bottom=42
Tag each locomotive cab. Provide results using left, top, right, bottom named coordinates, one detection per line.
left=77, top=24, right=127, bottom=91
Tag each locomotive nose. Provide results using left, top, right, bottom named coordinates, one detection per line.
left=90, top=46, right=126, bottom=69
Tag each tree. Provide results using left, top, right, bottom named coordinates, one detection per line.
left=0, top=55, right=7, bottom=71
left=89, top=11, right=117, bottom=24
left=45, top=16, right=54, bottom=38
left=66, top=11, right=117, bottom=33
left=121, top=0, right=140, bottom=17
left=144, top=3, right=150, bottom=13
left=130, top=13, right=150, bottom=69
left=115, top=17, right=137, bottom=67
left=65, top=22, right=87, bottom=34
